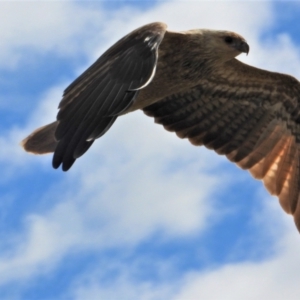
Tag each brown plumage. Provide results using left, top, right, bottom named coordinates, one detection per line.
left=21, top=22, right=300, bottom=232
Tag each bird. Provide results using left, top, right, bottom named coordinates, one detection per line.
left=21, top=22, right=300, bottom=232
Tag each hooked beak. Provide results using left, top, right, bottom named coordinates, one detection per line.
left=239, top=41, right=250, bottom=55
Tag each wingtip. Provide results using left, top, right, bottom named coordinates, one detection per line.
left=294, top=216, right=300, bottom=234
left=293, top=200, right=300, bottom=234
left=52, top=153, right=75, bottom=171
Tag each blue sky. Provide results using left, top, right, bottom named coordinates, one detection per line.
left=1, top=1, right=300, bottom=299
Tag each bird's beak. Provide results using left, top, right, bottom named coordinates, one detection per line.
left=239, top=41, right=250, bottom=55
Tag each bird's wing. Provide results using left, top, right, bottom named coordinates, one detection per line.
left=53, top=22, right=167, bottom=171
left=143, top=58, right=300, bottom=231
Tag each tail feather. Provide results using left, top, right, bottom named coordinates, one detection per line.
left=21, top=121, right=59, bottom=154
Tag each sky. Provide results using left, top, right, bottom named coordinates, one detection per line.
left=0, top=0, right=300, bottom=299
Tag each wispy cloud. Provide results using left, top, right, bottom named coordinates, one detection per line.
left=0, top=2, right=105, bottom=69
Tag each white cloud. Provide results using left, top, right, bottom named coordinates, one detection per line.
left=65, top=197, right=300, bottom=300
left=0, top=84, right=64, bottom=175
left=247, top=33, right=300, bottom=78
left=0, top=109, right=227, bottom=286
left=0, top=2, right=105, bottom=69
left=173, top=231, right=300, bottom=300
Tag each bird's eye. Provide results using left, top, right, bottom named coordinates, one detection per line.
left=224, top=36, right=233, bottom=44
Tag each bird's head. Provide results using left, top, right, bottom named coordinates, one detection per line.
left=199, top=29, right=249, bottom=64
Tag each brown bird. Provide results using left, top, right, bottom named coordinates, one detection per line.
left=22, top=22, right=300, bottom=232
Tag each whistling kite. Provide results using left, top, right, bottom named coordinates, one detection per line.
left=22, top=22, right=300, bottom=231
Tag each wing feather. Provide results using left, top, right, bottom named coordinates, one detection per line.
left=53, top=22, right=167, bottom=170
left=144, top=58, right=300, bottom=231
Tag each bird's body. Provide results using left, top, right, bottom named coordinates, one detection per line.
left=22, top=22, right=300, bottom=232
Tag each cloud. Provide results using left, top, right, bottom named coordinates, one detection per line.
left=0, top=109, right=227, bottom=286
left=173, top=230, right=300, bottom=300
left=0, top=2, right=106, bottom=69
left=64, top=198, right=300, bottom=300
left=0, top=84, right=64, bottom=177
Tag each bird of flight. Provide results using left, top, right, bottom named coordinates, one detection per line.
left=22, top=22, right=300, bottom=232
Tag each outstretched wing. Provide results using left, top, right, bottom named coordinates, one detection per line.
left=53, top=22, right=167, bottom=171
left=144, top=58, right=300, bottom=231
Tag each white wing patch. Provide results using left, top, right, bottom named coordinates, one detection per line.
left=131, top=65, right=157, bottom=91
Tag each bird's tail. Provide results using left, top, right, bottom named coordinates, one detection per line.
left=21, top=121, right=59, bottom=154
